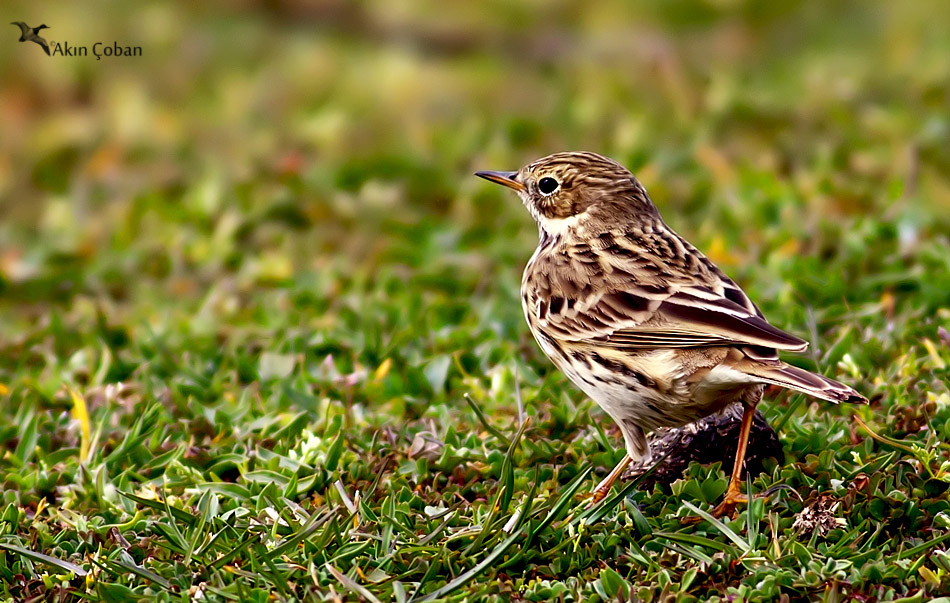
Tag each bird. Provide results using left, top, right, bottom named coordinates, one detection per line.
left=476, top=151, right=866, bottom=519
left=11, top=22, right=51, bottom=56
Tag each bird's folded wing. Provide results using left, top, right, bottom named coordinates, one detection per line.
left=540, top=284, right=809, bottom=352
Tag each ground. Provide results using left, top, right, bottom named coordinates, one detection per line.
left=2, top=1, right=950, bottom=601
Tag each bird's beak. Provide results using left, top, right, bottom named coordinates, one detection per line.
left=475, top=170, right=525, bottom=193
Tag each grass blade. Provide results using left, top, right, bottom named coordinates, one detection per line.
left=0, top=543, right=88, bottom=576
left=327, top=564, right=383, bottom=603
left=681, top=501, right=751, bottom=554
left=463, top=393, right=510, bottom=445
left=410, top=529, right=524, bottom=602
left=527, top=465, right=593, bottom=545
left=119, top=491, right=199, bottom=525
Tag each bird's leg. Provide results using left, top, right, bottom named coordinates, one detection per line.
left=587, top=454, right=633, bottom=508
left=683, top=403, right=756, bottom=523
left=714, top=402, right=756, bottom=513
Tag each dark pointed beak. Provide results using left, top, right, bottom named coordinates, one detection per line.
left=475, top=170, right=525, bottom=192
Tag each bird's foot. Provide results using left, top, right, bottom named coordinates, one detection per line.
left=681, top=482, right=796, bottom=525
left=681, top=489, right=749, bottom=525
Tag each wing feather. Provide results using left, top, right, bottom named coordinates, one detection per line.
left=530, top=229, right=809, bottom=353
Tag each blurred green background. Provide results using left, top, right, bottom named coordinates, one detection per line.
left=3, top=0, right=948, bottom=333
left=2, top=1, right=950, bottom=601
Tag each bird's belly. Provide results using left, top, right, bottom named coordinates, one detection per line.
left=535, top=336, right=726, bottom=433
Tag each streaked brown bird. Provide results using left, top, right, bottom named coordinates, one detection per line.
left=476, top=151, right=866, bottom=519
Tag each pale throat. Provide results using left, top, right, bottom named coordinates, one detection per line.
left=532, top=210, right=589, bottom=241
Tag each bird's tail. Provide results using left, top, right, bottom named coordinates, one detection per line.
left=746, top=363, right=867, bottom=404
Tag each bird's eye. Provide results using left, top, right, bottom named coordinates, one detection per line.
left=538, top=177, right=559, bottom=195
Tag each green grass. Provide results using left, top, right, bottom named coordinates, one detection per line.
left=2, top=0, right=950, bottom=600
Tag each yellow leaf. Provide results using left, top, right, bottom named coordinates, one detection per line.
left=374, top=358, right=392, bottom=381
left=774, top=238, right=801, bottom=260
left=0, top=383, right=7, bottom=395
left=69, top=387, right=91, bottom=463
left=919, top=565, right=940, bottom=587
left=705, top=236, right=740, bottom=266
left=923, top=338, right=947, bottom=370
left=880, top=290, right=895, bottom=317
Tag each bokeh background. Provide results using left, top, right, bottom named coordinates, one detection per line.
left=2, top=1, right=950, bottom=601
left=4, top=0, right=949, bottom=335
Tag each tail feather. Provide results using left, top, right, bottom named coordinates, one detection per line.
left=746, top=363, right=867, bottom=404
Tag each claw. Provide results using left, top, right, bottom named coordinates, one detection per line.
left=681, top=490, right=749, bottom=524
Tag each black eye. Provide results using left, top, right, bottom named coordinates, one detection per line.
left=538, top=177, right=559, bottom=195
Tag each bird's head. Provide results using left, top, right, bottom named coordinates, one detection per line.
left=35, top=24, right=49, bottom=30
left=476, top=151, right=658, bottom=238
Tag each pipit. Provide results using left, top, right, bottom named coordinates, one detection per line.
left=476, top=151, right=866, bottom=519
